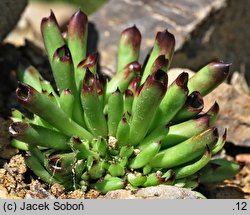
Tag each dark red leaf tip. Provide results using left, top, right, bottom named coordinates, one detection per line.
left=68, top=9, right=88, bottom=37
left=210, top=61, right=231, bottom=73
left=9, top=122, right=29, bottom=137
left=121, top=25, right=141, bottom=50
left=147, top=69, right=168, bottom=87
left=186, top=91, right=204, bottom=112
left=41, top=10, right=58, bottom=28
left=135, top=84, right=144, bottom=96
left=122, top=114, right=127, bottom=124
left=53, top=45, right=72, bottom=63
left=143, top=69, right=168, bottom=96
left=208, top=61, right=231, bottom=81
left=82, top=68, right=96, bottom=93
left=123, top=61, right=142, bottom=78
left=174, top=72, right=189, bottom=92
left=16, top=82, right=35, bottom=105
left=72, top=9, right=88, bottom=20
left=151, top=55, right=169, bottom=73
left=129, top=61, right=142, bottom=73
left=96, top=78, right=103, bottom=96
left=156, top=171, right=165, bottom=182
left=129, top=76, right=141, bottom=94
left=155, top=29, right=175, bottom=52
left=125, top=89, right=134, bottom=97
left=154, top=69, right=168, bottom=84
left=165, top=169, right=175, bottom=183
left=77, top=53, right=98, bottom=69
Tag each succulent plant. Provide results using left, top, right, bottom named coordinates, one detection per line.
left=9, top=10, right=240, bottom=194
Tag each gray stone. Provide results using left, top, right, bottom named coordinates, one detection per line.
left=101, top=185, right=201, bottom=199
left=89, top=0, right=226, bottom=75
left=172, top=0, right=250, bottom=85
left=0, top=0, right=27, bottom=42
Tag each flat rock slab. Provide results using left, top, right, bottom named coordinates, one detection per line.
left=90, top=0, right=226, bottom=74
left=168, top=68, right=250, bottom=147
left=0, top=0, right=27, bottom=42
left=172, top=0, right=250, bottom=84
left=101, top=185, right=201, bottom=199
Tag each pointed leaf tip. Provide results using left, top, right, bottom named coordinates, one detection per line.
left=68, top=9, right=88, bottom=35
left=156, top=29, right=175, bottom=50
left=41, top=10, right=58, bottom=27
left=175, top=72, right=189, bottom=92
left=210, top=61, right=231, bottom=73
left=128, top=61, right=142, bottom=73
left=121, top=25, right=141, bottom=48
left=208, top=61, right=231, bottom=81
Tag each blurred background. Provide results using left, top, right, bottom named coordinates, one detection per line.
left=0, top=0, right=249, bottom=198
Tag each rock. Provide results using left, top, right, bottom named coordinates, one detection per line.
left=101, top=185, right=200, bottom=199
left=168, top=68, right=250, bottom=147
left=4, top=1, right=77, bottom=47
left=101, top=189, right=136, bottom=199
left=135, top=185, right=200, bottom=199
left=236, top=154, right=250, bottom=164
left=89, top=0, right=226, bottom=75
left=0, top=0, right=27, bottom=42
left=172, top=0, right=250, bottom=85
